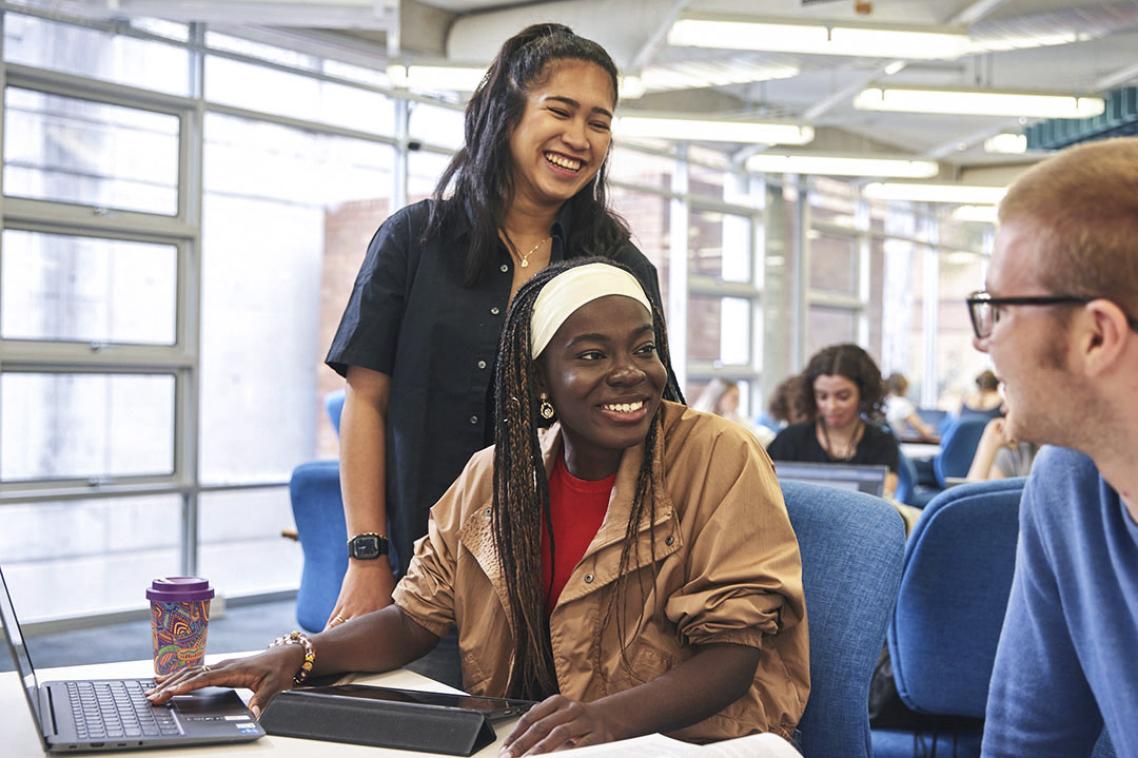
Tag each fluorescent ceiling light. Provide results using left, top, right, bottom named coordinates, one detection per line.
left=668, top=18, right=970, bottom=60
left=387, top=64, right=486, bottom=92
left=855, top=87, right=1104, bottom=118
left=614, top=115, right=814, bottom=145
left=864, top=182, right=1007, bottom=204
left=746, top=153, right=938, bottom=178
left=984, top=133, right=1028, bottom=154
left=952, top=205, right=1000, bottom=223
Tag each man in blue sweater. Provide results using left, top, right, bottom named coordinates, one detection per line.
left=972, top=137, right=1138, bottom=757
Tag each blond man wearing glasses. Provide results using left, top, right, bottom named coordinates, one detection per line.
left=974, top=137, right=1138, bottom=758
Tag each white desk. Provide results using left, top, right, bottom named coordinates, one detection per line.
left=2, top=654, right=519, bottom=757
left=900, top=442, right=940, bottom=460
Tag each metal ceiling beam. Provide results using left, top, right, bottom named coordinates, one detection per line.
left=922, top=119, right=1020, bottom=159
left=629, top=0, right=691, bottom=71
left=802, top=61, right=906, bottom=122
left=38, top=0, right=399, bottom=30
left=946, top=0, right=1010, bottom=27
left=1095, top=61, right=1138, bottom=92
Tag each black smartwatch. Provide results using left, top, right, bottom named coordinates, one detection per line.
left=347, top=532, right=389, bottom=560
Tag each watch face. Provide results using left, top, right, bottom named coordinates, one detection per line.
left=349, top=535, right=385, bottom=560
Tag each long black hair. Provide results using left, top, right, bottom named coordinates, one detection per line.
left=491, top=258, right=682, bottom=699
left=424, top=23, right=631, bottom=286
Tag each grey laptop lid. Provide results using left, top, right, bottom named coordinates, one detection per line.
left=0, top=563, right=52, bottom=751
left=774, top=461, right=889, bottom=497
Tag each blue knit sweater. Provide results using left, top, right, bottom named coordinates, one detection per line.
left=983, top=446, right=1138, bottom=757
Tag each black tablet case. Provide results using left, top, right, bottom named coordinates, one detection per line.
left=260, top=688, right=497, bottom=756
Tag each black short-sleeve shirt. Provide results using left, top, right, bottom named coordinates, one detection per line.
left=325, top=199, right=665, bottom=574
left=767, top=421, right=900, bottom=474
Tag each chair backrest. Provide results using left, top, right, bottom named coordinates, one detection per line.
left=916, top=407, right=949, bottom=434
left=325, top=389, right=346, bottom=436
left=894, top=451, right=918, bottom=505
left=888, top=478, right=1025, bottom=718
left=781, top=481, right=906, bottom=758
left=933, top=416, right=989, bottom=487
left=289, top=460, right=349, bottom=632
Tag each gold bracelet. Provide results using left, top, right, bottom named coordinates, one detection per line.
left=269, top=630, right=316, bottom=686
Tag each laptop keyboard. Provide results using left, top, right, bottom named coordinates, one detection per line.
left=67, top=679, right=181, bottom=741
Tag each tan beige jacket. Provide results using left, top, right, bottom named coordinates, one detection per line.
left=392, top=401, right=809, bottom=741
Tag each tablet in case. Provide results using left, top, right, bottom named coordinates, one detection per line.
left=259, top=687, right=500, bottom=756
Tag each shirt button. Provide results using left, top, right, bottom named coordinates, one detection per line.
left=583, top=573, right=594, bottom=584
left=477, top=360, right=487, bottom=370
left=490, top=306, right=500, bottom=316
left=469, top=415, right=479, bottom=425
left=499, top=264, right=509, bottom=273
left=665, top=535, right=675, bottom=546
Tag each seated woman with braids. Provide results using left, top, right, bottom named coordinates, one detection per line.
left=147, top=259, right=808, bottom=754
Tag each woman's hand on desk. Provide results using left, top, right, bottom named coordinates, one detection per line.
left=145, top=646, right=304, bottom=718
left=499, top=695, right=619, bottom=756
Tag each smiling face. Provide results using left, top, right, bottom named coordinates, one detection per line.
left=537, top=294, right=666, bottom=479
left=508, top=59, right=614, bottom=212
left=975, top=219, right=1081, bottom=445
left=813, top=374, right=861, bottom=432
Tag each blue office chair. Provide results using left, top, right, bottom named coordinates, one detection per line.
left=290, top=460, right=348, bottom=632
left=325, top=389, right=346, bottom=435
left=290, top=389, right=350, bottom=632
left=781, top=481, right=906, bottom=758
left=932, top=416, right=989, bottom=488
left=872, top=479, right=1024, bottom=757
left=902, top=416, right=991, bottom=507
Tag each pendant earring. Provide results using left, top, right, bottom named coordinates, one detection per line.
left=539, top=392, right=556, bottom=420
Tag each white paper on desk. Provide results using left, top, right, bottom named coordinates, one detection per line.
left=554, top=732, right=801, bottom=757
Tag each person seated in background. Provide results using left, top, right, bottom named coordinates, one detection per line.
left=965, top=415, right=1038, bottom=481
left=883, top=372, right=938, bottom=442
left=765, top=374, right=810, bottom=429
left=148, top=259, right=809, bottom=754
left=768, top=344, right=900, bottom=497
left=974, top=137, right=1138, bottom=757
left=691, top=377, right=775, bottom=446
left=959, top=369, right=1003, bottom=418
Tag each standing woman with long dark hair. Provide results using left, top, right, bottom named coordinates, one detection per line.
left=322, top=22, right=672, bottom=671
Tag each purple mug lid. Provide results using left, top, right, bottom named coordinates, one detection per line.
left=146, top=577, right=214, bottom=603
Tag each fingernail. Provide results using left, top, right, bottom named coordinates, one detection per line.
left=251, top=705, right=261, bottom=719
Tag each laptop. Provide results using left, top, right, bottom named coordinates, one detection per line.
left=774, top=461, right=890, bottom=497
left=0, top=563, right=264, bottom=752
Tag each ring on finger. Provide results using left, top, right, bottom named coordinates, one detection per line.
left=332, top=615, right=346, bottom=625
left=200, top=664, right=211, bottom=674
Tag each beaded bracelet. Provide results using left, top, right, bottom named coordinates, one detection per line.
left=269, top=630, right=316, bottom=686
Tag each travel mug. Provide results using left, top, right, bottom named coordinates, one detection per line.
left=147, top=577, right=215, bottom=676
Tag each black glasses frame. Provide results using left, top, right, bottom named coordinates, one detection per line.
left=966, top=291, right=1092, bottom=340
left=966, top=291, right=1138, bottom=340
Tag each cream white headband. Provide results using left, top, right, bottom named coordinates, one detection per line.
left=530, top=263, right=653, bottom=358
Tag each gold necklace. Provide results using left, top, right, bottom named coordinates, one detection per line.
left=819, top=419, right=864, bottom=461
left=514, top=236, right=550, bottom=269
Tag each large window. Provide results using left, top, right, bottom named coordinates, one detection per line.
left=200, top=114, right=394, bottom=483
left=4, top=87, right=180, bottom=215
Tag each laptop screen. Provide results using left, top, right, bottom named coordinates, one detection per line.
left=774, top=461, right=889, bottom=497
left=0, top=564, right=46, bottom=734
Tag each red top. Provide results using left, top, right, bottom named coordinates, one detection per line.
left=541, top=457, right=615, bottom=615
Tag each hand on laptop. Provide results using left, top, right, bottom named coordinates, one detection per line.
left=145, top=645, right=305, bottom=718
